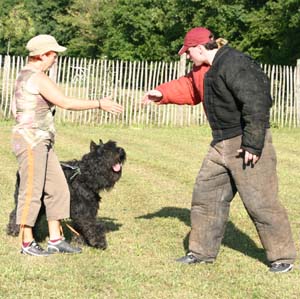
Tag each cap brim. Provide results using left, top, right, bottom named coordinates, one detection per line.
left=178, top=45, right=188, bottom=56
left=28, top=45, right=67, bottom=56
left=53, top=45, right=67, bottom=53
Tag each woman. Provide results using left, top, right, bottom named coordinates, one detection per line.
left=11, top=34, right=123, bottom=256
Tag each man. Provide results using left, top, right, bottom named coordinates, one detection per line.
left=143, top=27, right=296, bottom=273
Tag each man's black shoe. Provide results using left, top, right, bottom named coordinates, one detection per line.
left=176, top=252, right=213, bottom=264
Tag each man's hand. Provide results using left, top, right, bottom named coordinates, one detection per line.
left=237, top=149, right=260, bottom=166
left=142, top=90, right=163, bottom=105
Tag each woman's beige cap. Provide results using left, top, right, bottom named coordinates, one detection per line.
left=26, top=34, right=67, bottom=56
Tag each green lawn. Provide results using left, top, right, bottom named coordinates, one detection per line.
left=1, top=121, right=300, bottom=299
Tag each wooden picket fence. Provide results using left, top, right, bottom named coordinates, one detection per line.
left=1, top=54, right=299, bottom=127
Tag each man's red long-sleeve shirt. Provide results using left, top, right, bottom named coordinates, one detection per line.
left=155, top=64, right=210, bottom=105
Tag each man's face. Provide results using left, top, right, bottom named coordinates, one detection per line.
left=186, top=45, right=208, bottom=66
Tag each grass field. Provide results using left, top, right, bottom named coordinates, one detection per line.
left=0, top=120, right=300, bottom=299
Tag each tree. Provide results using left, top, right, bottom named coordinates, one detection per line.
left=0, top=0, right=299, bottom=65
left=239, top=0, right=300, bottom=64
left=0, top=3, right=35, bottom=55
left=102, top=0, right=168, bottom=60
left=171, top=0, right=300, bottom=65
left=24, top=0, right=71, bottom=50
left=55, top=0, right=112, bottom=57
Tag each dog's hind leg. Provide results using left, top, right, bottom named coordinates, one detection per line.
left=6, top=208, right=20, bottom=236
left=7, top=172, right=20, bottom=236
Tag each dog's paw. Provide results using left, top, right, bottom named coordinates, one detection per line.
left=90, top=237, right=108, bottom=250
left=72, top=234, right=86, bottom=245
left=6, top=224, right=20, bottom=236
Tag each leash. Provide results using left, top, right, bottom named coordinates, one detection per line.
left=61, top=221, right=81, bottom=237
left=60, top=162, right=81, bottom=181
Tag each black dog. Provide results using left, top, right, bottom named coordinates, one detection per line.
left=7, top=139, right=126, bottom=250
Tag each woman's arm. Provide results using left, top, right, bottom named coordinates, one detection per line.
left=35, top=72, right=123, bottom=114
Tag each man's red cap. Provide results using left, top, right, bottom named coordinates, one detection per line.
left=178, top=27, right=212, bottom=55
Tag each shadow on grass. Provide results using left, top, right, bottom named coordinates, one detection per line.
left=137, top=206, right=268, bottom=265
left=34, top=215, right=122, bottom=242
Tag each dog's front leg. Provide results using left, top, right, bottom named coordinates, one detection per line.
left=72, top=219, right=107, bottom=250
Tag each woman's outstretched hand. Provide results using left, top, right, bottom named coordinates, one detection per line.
left=99, top=96, right=123, bottom=115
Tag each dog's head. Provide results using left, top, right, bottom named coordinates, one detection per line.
left=79, top=139, right=126, bottom=189
left=90, top=139, right=126, bottom=172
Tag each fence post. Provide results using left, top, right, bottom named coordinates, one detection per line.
left=177, top=54, right=186, bottom=126
left=49, top=62, right=58, bottom=83
left=296, top=59, right=300, bottom=127
left=179, top=53, right=186, bottom=76
left=1, top=55, right=11, bottom=118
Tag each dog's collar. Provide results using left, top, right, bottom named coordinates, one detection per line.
left=60, top=163, right=81, bottom=181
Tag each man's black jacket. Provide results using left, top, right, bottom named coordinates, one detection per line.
left=203, top=45, right=272, bottom=156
